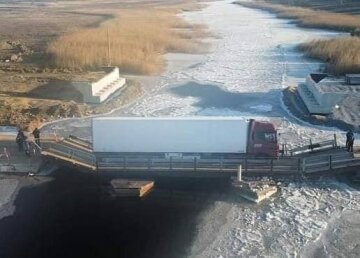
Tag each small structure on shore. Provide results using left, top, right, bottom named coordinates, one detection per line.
left=72, top=67, right=126, bottom=104
left=297, top=73, right=360, bottom=115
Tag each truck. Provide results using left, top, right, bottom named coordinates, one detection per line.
left=92, top=117, right=279, bottom=158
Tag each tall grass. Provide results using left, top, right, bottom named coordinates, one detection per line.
left=235, top=1, right=360, bottom=31
left=299, top=37, right=360, bottom=74
left=48, top=9, right=207, bottom=74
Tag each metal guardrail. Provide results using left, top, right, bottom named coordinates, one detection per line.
left=302, top=152, right=360, bottom=174
left=97, top=156, right=301, bottom=177
left=98, top=157, right=240, bottom=172
left=281, top=134, right=338, bottom=156
left=40, top=136, right=360, bottom=178
left=41, top=140, right=96, bottom=170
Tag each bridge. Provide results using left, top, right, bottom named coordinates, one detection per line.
left=39, top=135, right=360, bottom=179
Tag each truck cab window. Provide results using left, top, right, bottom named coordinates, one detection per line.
left=255, top=132, right=276, bottom=142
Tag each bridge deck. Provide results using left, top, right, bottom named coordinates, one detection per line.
left=37, top=136, right=360, bottom=178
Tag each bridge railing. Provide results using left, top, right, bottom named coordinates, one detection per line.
left=302, top=152, right=360, bottom=174
left=43, top=141, right=96, bottom=168
left=98, top=157, right=241, bottom=172
left=281, top=134, right=338, bottom=156
left=97, top=156, right=302, bottom=177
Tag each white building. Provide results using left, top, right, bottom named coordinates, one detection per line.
left=72, top=67, right=126, bottom=104
left=297, top=73, right=360, bottom=115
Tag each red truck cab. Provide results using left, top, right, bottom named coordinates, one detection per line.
left=247, top=119, right=279, bottom=157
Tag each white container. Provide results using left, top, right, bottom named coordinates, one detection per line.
left=92, top=117, right=249, bottom=154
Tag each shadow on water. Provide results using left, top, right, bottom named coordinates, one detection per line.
left=0, top=169, right=230, bottom=258
left=169, top=81, right=284, bottom=116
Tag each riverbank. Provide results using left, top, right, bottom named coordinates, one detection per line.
left=282, top=86, right=359, bottom=131
left=298, top=37, right=360, bottom=75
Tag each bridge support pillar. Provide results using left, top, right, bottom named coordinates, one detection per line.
left=238, top=165, right=242, bottom=182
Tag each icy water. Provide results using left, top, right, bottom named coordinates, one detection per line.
left=37, top=1, right=360, bottom=257
left=189, top=180, right=360, bottom=258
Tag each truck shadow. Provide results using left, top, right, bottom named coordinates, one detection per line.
left=169, top=81, right=284, bottom=115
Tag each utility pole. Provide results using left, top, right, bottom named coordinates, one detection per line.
left=107, top=27, right=112, bottom=67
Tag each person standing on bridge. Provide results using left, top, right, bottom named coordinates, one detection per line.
left=32, top=127, right=41, bottom=147
left=346, top=130, right=355, bottom=152
left=16, top=128, right=25, bottom=152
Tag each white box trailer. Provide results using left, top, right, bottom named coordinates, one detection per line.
left=92, top=117, right=249, bottom=154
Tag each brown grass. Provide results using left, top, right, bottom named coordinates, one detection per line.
left=48, top=9, right=207, bottom=74
left=299, top=37, right=360, bottom=74
left=235, top=1, right=360, bottom=31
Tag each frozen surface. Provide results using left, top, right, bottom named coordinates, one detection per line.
left=189, top=180, right=360, bottom=258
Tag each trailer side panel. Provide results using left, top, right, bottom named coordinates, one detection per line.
left=92, top=117, right=249, bottom=154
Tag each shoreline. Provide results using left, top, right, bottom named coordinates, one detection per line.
left=281, top=86, right=357, bottom=132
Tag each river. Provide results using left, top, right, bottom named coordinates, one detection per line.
left=39, top=0, right=360, bottom=257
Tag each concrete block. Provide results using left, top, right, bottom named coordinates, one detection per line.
left=72, top=67, right=126, bottom=104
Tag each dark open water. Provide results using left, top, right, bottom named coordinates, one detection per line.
left=0, top=169, right=230, bottom=258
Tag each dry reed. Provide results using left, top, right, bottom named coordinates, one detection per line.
left=299, top=37, right=360, bottom=74
left=48, top=9, right=207, bottom=74
left=236, top=1, right=360, bottom=31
